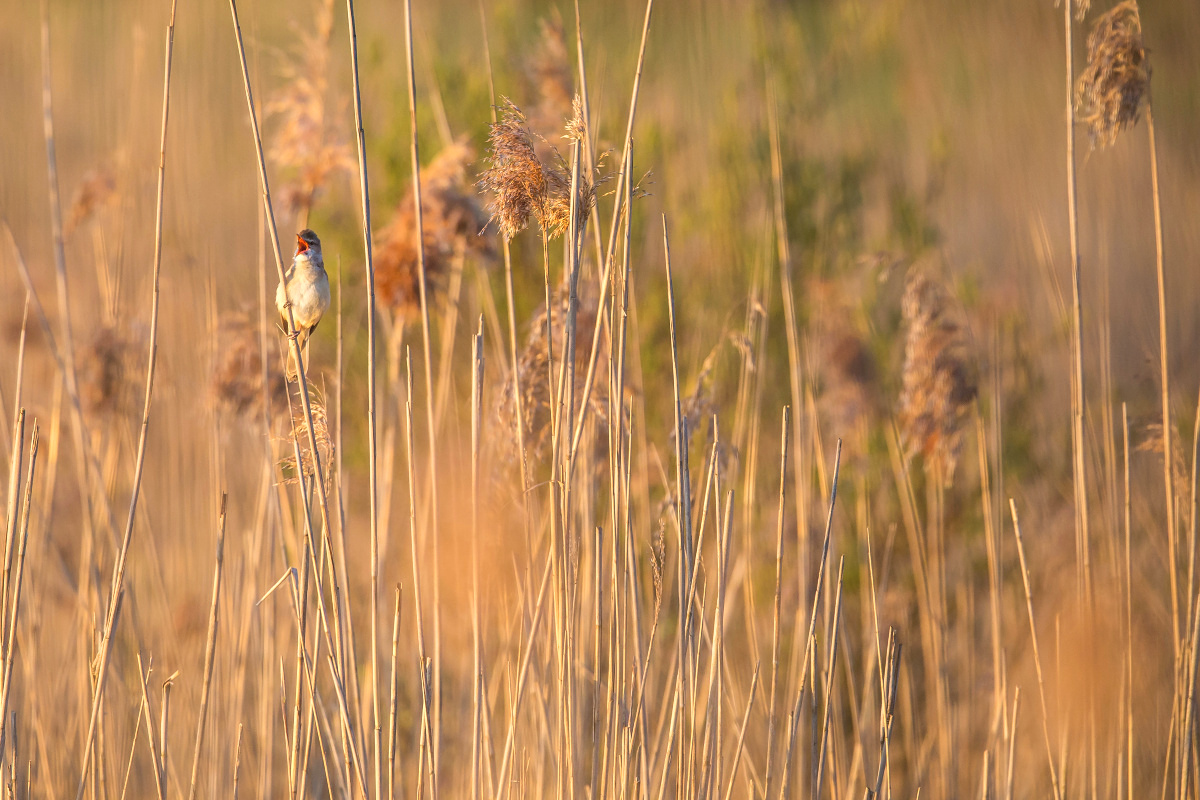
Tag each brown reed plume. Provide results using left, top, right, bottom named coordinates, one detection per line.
left=78, top=323, right=145, bottom=415
left=494, top=287, right=607, bottom=469
left=479, top=99, right=595, bottom=241
left=897, top=269, right=977, bottom=482
left=66, top=166, right=119, bottom=234
left=266, top=0, right=354, bottom=221
left=1075, top=0, right=1149, bottom=149
left=280, top=394, right=333, bottom=485
left=806, top=276, right=881, bottom=451
left=209, top=311, right=289, bottom=419
left=375, top=140, right=495, bottom=322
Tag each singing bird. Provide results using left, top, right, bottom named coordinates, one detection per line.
left=275, top=229, right=330, bottom=382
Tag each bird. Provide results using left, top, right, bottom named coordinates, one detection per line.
left=275, top=229, right=330, bottom=382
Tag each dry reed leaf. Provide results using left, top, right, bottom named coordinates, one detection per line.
left=210, top=312, right=289, bottom=419
left=897, top=269, right=977, bottom=483
left=376, top=140, right=496, bottom=322
left=1075, top=0, right=1149, bottom=149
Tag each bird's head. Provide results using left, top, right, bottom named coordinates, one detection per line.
left=295, top=229, right=322, bottom=257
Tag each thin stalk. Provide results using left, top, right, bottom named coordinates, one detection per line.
left=343, top=1, right=383, bottom=792
left=1123, top=403, right=1133, bottom=800
left=764, top=406, right=790, bottom=794
left=722, top=664, right=761, bottom=800
left=400, top=2, right=443, bottom=778
left=1147, top=107, right=1180, bottom=660
left=403, top=351, right=438, bottom=799
left=75, top=3, right=177, bottom=793
left=813, top=559, right=846, bottom=800
left=388, top=586, right=402, bottom=800
left=0, top=423, right=37, bottom=755
left=1, top=411, right=24, bottom=603
left=1009, top=499, right=1063, bottom=800
left=136, top=657, right=166, bottom=800
left=1063, top=0, right=1092, bottom=607
left=232, top=725, right=244, bottom=800
left=186, top=493, right=228, bottom=800
left=471, top=318, right=485, bottom=800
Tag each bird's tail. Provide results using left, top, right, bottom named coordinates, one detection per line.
left=285, top=330, right=309, bottom=383
left=286, top=348, right=299, bottom=383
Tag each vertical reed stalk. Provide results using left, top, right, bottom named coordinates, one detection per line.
left=342, top=0, right=383, bottom=791
left=400, top=2, right=444, bottom=776
left=1063, top=0, right=1092, bottom=607
left=186, top=493, right=228, bottom=800
left=75, top=3, right=177, bottom=793
left=0, top=422, right=37, bottom=756
left=1146, top=107, right=1180, bottom=656
left=1010, top=500, right=1064, bottom=800
left=471, top=318, right=485, bottom=800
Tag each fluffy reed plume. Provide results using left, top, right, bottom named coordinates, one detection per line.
left=279, top=395, right=334, bottom=485
left=1137, top=422, right=1189, bottom=526
left=494, top=287, right=607, bottom=468
left=266, top=0, right=354, bottom=218
left=807, top=276, right=881, bottom=446
left=897, top=269, right=977, bottom=482
left=821, top=329, right=879, bottom=435
left=479, top=99, right=595, bottom=240
left=66, top=167, right=119, bottom=234
left=1075, top=0, right=1149, bottom=149
left=210, top=312, right=289, bottom=419
left=78, top=323, right=144, bottom=415
left=375, top=140, right=495, bottom=322
left=523, top=17, right=574, bottom=141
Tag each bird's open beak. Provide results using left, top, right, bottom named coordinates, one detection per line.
left=296, top=234, right=308, bottom=255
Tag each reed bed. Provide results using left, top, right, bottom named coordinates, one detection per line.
left=0, top=0, right=1197, bottom=798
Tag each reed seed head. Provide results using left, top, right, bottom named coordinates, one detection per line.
left=78, top=323, right=144, bottom=416
left=479, top=99, right=596, bottom=241
left=897, top=269, right=977, bottom=482
left=494, top=287, right=608, bottom=471
left=267, top=0, right=354, bottom=217
left=66, top=167, right=119, bottom=234
left=1075, top=0, right=1150, bottom=149
left=480, top=101, right=552, bottom=239
left=210, top=312, right=289, bottom=419
left=376, top=140, right=495, bottom=323
left=280, top=395, right=334, bottom=486
left=525, top=16, right=574, bottom=134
